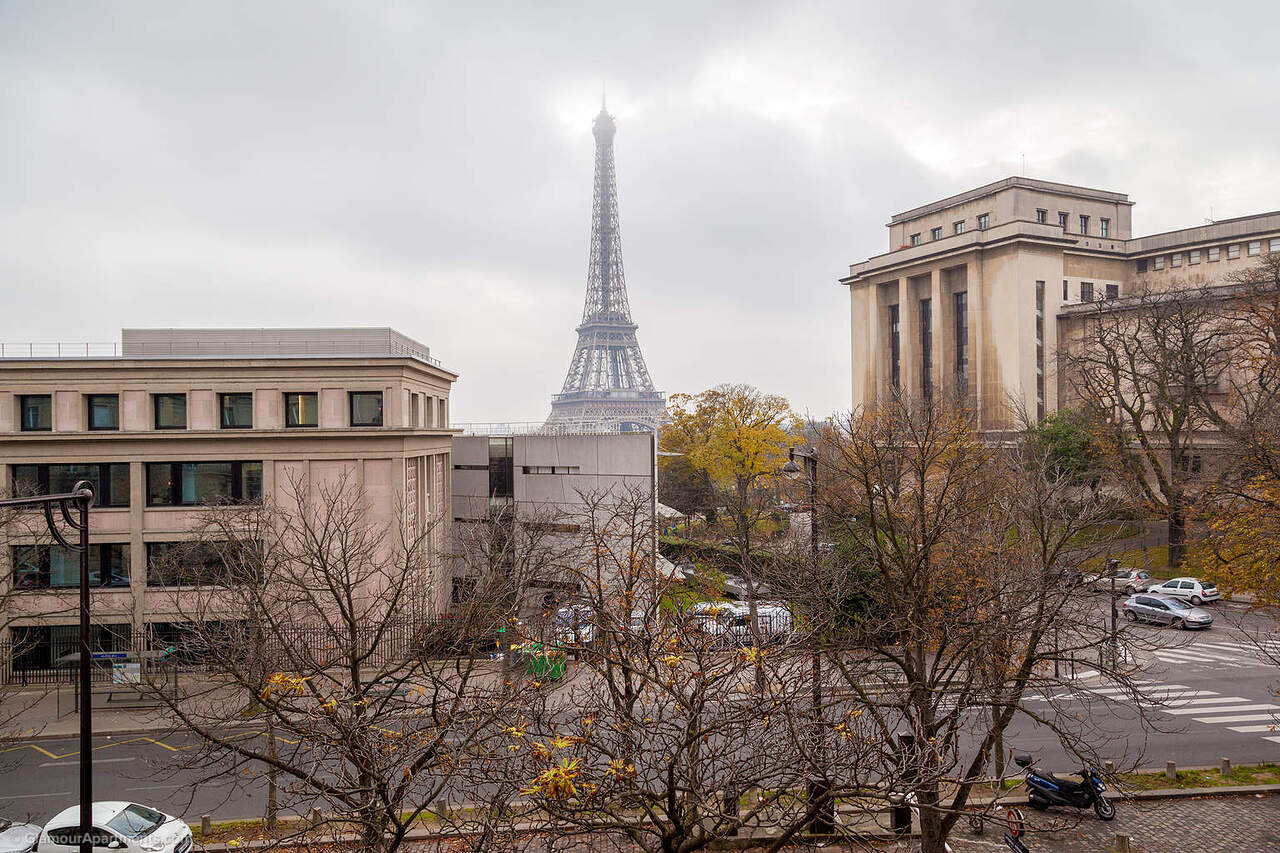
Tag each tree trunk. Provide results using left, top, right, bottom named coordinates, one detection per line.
left=1168, top=509, right=1187, bottom=568
left=916, top=783, right=948, bottom=853
left=265, top=717, right=279, bottom=831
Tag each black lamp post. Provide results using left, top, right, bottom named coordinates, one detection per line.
left=0, top=481, right=95, bottom=852
left=783, top=446, right=834, bottom=834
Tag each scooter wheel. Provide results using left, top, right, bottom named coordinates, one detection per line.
left=1094, top=796, right=1116, bottom=821
left=1028, top=793, right=1049, bottom=811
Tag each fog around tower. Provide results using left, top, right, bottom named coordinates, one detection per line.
left=2, top=1, right=1278, bottom=421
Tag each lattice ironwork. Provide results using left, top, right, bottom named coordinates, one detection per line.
left=545, top=99, right=664, bottom=434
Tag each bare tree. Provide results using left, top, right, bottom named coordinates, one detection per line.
left=1060, top=283, right=1234, bottom=566
left=775, top=396, right=1165, bottom=853
left=138, top=470, right=541, bottom=852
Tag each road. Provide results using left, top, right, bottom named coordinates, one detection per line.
left=1, top=596, right=1276, bottom=828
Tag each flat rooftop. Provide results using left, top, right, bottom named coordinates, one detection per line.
left=1, top=327, right=443, bottom=368
left=889, top=176, right=1132, bottom=224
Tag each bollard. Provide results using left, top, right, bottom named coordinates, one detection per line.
left=1104, top=760, right=1115, bottom=775
left=1115, top=833, right=1132, bottom=853
left=1221, top=756, right=1232, bottom=776
left=200, top=815, right=211, bottom=836
left=1165, top=760, right=1177, bottom=782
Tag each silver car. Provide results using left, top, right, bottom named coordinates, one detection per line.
left=0, top=817, right=41, bottom=853
left=1121, top=593, right=1213, bottom=629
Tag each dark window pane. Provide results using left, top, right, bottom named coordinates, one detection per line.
left=220, top=393, right=253, bottom=429
left=88, top=394, right=120, bottom=430
left=240, top=462, right=263, bottom=500
left=147, top=463, right=175, bottom=506
left=13, top=465, right=39, bottom=496
left=154, top=394, right=186, bottom=429
left=20, top=395, right=51, bottom=431
left=108, top=464, right=130, bottom=507
left=12, top=545, right=47, bottom=589
left=49, top=463, right=100, bottom=496
left=350, top=392, right=383, bottom=427
left=183, top=462, right=233, bottom=504
left=285, top=393, right=318, bottom=427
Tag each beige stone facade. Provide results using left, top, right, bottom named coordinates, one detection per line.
left=0, top=328, right=456, bottom=666
left=840, top=177, right=1280, bottom=429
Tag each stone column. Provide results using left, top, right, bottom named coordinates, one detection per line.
left=930, top=268, right=944, bottom=398
left=966, top=259, right=986, bottom=425
left=865, top=284, right=886, bottom=404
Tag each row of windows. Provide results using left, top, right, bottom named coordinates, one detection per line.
left=521, top=465, right=582, bottom=474
left=1137, top=239, right=1279, bottom=273
left=10, top=541, right=253, bottom=589
left=886, top=292, right=968, bottom=396
left=1035, top=209, right=1111, bottom=238
left=16, top=390, right=384, bottom=432
left=1069, top=280, right=1120, bottom=302
left=10, top=461, right=262, bottom=507
left=909, top=214, right=986, bottom=246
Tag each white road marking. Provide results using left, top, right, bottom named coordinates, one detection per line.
left=1164, top=704, right=1280, bottom=716
left=1192, top=713, right=1280, bottom=724
left=1225, top=724, right=1280, bottom=733
left=38, top=756, right=137, bottom=767
left=1264, top=736, right=1280, bottom=745
left=1142, top=696, right=1250, bottom=708
left=1, top=791, right=71, bottom=799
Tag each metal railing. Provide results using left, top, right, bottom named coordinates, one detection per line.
left=0, top=342, right=122, bottom=359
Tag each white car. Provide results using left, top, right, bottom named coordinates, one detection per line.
left=39, top=802, right=192, bottom=853
left=0, top=816, right=40, bottom=853
left=1149, top=577, right=1221, bottom=605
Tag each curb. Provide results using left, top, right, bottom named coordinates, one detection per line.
left=186, top=785, right=1280, bottom=852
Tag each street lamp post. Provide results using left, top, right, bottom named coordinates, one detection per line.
left=0, top=481, right=95, bottom=853
left=783, top=446, right=834, bottom=834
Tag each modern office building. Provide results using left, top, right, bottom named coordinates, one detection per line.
left=450, top=430, right=657, bottom=604
left=0, top=328, right=456, bottom=671
left=839, top=177, right=1280, bottom=429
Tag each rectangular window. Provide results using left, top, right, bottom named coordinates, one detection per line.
left=1036, top=209, right=1047, bottom=224
left=1058, top=212, right=1069, bottom=230
left=1100, top=218, right=1110, bottom=238
left=1136, top=259, right=1148, bottom=274
left=888, top=304, right=901, bottom=393
left=284, top=392, right=318, bottom=428
left=920, top=298, right=933, bottom=401
left=12, top=463, right=131, bottom=507
left=1249, top=240, right=1262, bottom=256
left=909, top=233, right=921, bottom=246
left=87, top=394, right=119, bottom=431
left=488, top=437, right=514, bottom=509
left=1106, top=283, right=1119, bottom=300
left=930, top=227, right=942, bottom=241
left=1189, top=249, right=1201, bottom=265
left=19, top=395, right=51, bottom=431
left=1171, top=253, right=1182, bottom=267
left=954, top=291, right=969, bottom=394
left=146, top=541, right=256, bottom=587
left=1208, top=246, right=1220, bottom=262
left=11, top=543, right=130, bottom=589
left=145, top=461, right=263, bottom=507
left=1079, top=214, right=1089, bottom=235
left=521, top=465, right=582, bottom=475
left=153, top=394, right=186, bottom=430
left=219, top=393, right=253, bottom=429
left=1081, top=281, right=1094, bottom=302
left=1035, top=281, right=1045, bottom=421
left=1228, top=244, right=1241, bottom=260
left=350, top=392, right=384, bottom=427
left=953, top=220, right=966, bottom=235
left=977, top=213, right=990, bottom=230
left=1270, top=239, right=1280, bottom=253
left=1062, top=280, right=1069, bottom=300
left=1154, top=256, right=1165, bottom=270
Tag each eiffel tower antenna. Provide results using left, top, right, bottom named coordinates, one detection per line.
left=544, top=100, right=665, bottom=434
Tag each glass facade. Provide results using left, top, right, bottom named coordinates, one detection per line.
left=153, top=394, right=186, bottom=430
left=954, top=291, right=969, bottom=394
left=20, top=395, right=51, bottom=431
left=219, top=393, right=253, bottom=429
left=285, top=392, right=318, bottom=427
left=12, top=463, right=130, bottom=507
left=87, top=394, right=119, bottom=430
left=350, top=392, right=384, bottom=427
left=146, top=461, right=263, bottom=506
left=487, top=437, right=514, bottom=509
left=147, top=541, right=256, bottom=587
left=1035, top=281, right=1045, bottom=421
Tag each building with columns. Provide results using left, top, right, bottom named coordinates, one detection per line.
left=0, top=328, right=456, bottom=672
left=840, top=177, right=1280, bottom=429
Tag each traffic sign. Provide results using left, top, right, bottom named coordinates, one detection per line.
left=91, top=651, right=129, bottom=660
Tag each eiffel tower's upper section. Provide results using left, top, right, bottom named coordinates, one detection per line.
left=578, top=101, right=636, bottom=331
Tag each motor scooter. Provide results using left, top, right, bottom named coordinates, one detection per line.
left=1014, top=754, right=1115, bottom=821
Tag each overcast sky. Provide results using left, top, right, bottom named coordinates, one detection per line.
left=4, top=1, right=1279, bottom=422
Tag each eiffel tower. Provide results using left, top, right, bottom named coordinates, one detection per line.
left=544, top=97, right=665, bottom=434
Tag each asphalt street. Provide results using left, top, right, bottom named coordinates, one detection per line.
left=1, top=595, right=1276, bottom=830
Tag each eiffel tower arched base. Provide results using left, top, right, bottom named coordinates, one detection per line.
left=543, top=393, right=666, bottom=435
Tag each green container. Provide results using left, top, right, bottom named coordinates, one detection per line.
left=523, top=642, right=566, bottom=680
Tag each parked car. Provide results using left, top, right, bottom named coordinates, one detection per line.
left=0, top=817, right=40, bottom=853
left=553, top=605, right=596, bottom=646
left=1149, top=577, right=1221, bottom=605
left=1121, top=593, right=1214, bottom=629
left=39, top=802, right=192, bottom=852
left=1084, top=566, right=1158, bottom=595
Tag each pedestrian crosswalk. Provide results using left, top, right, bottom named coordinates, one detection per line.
left=1151, top=638, right=1280, bottom=669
